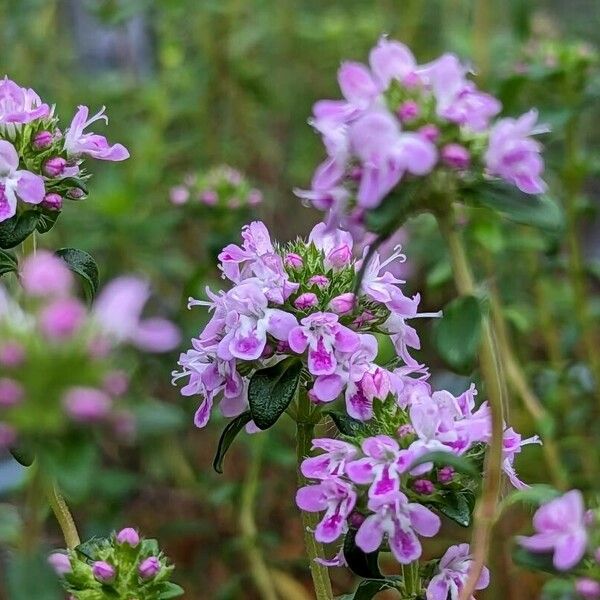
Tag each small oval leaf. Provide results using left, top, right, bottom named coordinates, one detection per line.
left=213, top=411, right=252, bottom=474
left=0, top=211, right=40, bottom=249
left=343, top=527, right=383, bottom=579
left=55, top=248, right=99, bottom=301
left=326, top=411, right=370, bottom=437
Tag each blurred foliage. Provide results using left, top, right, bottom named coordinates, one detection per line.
left=0, top=0, right=599, bottom=598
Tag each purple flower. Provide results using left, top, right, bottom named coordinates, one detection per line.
left=368, top=37, right=418, bottom=89
left=441, top=144, right=470, bottom=169
left=92, top=561, right=116, bottom=583
left=485, top=109, right=547, bottom=194
left=517, top=490, right=588, bottom=570
left=0, top=378, right=23, bottom=407
left=94, top=277, right=180, bottom=352
left=48, top=553, right=71, bottom=576
left=329, top=293, right=355, bottom=315
left=116, top=527, right=140, bottom=546
left=284, top=253, right=303, bottom=269
left=355, top=491, right=440, bottom=564
left=139, top=556, right=161, bottom=580
left=0, top=77, right=49, bottom=124
left=575, top=579, right=600, bottom=600
left=0, top=140, right=45, bottom=222
left=39, top=298, right=86, bottom=340
left=301, top=438, right=359, bottom=479
left=294, top=292, right=318, bottom=310
left=289, top=312, right=359, bottom=377
left=63, top=387, right=112, bottom=423
left=337, top=62, right=380, bottom=111
left=41, top=192, right=63, bottom=211
left=346, top=435, right=413, bottom=497
left=426, top=544, right=490, bottom=600
left=501, top=427, right=540, bottom=489
left=308, top=275, right=329, bottom=288
left=0, top=342, right=25, bottom=367
left=308, top=222, right=353, bottom=270
left=20, top=251, right=73, bottom=297
left=32, top=130, right=53, bottom=150
left=64, top=106, right=129, bottom=161
left=43, top=157, right=67, bottom=178
left=170, top=185, right=189, bottom=205
left=296, top=478, right=357, bottom=543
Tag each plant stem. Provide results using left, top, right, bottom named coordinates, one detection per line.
left=239, top=435, right=279, bottom=600
left=296, top=393, right=333, bottom=600
left=436, top=211, right=505, bottom=600
left=45, top=482, right=80, bottom=550
left=402, top=560, right=420, bottom=597
left=20, top=463, right=44, bottom=554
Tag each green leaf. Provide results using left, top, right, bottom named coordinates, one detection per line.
left=512, top=545, right=562, bottom=574
left=75, top=536, right=110, bottom=562
left=409, top=451, right=478, bottom=477
left=55, top=248, right=99, bottom=301
left=0, top=249, right=18, bottom=277
left=434, top=491, right=475, bottom=528
left=213, top=411, right=252, bottom=474
left=365, top=182, right=419, bottom=236
left=0, top=210, right=40, bottom=249
left=468, top=181, right=563, bottom=232
left=36, top=210, right=60, bottom=234
left=339, top=578, right=402, bottom=600
left=326, top=411, right=370, bottom=437
left=9, top=442, right=35, bottom=467
left=248, top=358, right=302, bottom=430
left=159, top=583, right=186, bottom=599
left=433, top=295, right=482, bottom=374
left=343, top=527, right=383, bottom=579
left=498, top=484, right=561, bottom=514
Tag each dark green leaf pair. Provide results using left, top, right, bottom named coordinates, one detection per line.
left=0, top=211, right=40, bottom=249
left=56, top=247, right=99, bottom=301
left=326, top=411, right=370, bottom=437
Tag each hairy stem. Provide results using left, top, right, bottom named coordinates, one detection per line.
left=402, top=560, right=420, bottom=597
left=296, top=393, right=333, bottom=600
left=239, top=435, right=279, bottom=600
left=436, top=211, right=505, bottom=600
left=45, top=482, right=80, bottom=550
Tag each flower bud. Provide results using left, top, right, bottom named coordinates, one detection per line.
left=575, top=579, right=600, bottom=600
left=92, top=561, right=116, bottom=583
left=413, top=479, right=435, bottom=495
left=21, top=251, right=73, bottom=297
left=361, top=368, right=390, bottom=401
left=284, top=253, right=303, bottom=269
left=39, top=298, right=86, bottom=340
left=438, top=466, right=455, bottom=484
left=67, top=187, right=85, bottom=200
left=349, top=512, right=366, bottom=528
left=103, top=371, right=129, bottom=397
left=308, top=275, right=329, bottom=288
left=397, top=424, right=415, bottom=438
left=0, top=378, right=24, bottom=407
left=41, top=192, right=63, bottom=211
left=441, top=143, right=470, bottom=170
left=0, top=342, right=25, bottom=367
left=200, top=190, right=217, bottom=205
left=43, top=156, right=67, bottom=177
left=402, top=71, right=420, bottom=88
left=294, top=293, right=318, bottom=310
left=397, top=100, right=420, bottom=122
left=418, top=124, right=440, bottom=143
left=63, top=387, right=112, bottom=423
left=33, top=130, right=53, bottom=150
left=169, top=185, right=189, bottom=206
left=248, top=189, right=262, bottom=206
left=116, top=527, right=140, bottom=547
left=329, top=293, right=355, bottom=315
left=48, top=552, right=71, bottom=576
left=326, top=245, right=352, bottom=269
left=0, top=423, right=16, bottom=449
left=138, top=556, right=161, bottom=580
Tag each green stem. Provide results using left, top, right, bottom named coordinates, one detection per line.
left=402, top=560, right=420, bottom=597
left=45, top=482, right=80, bottom=550
left=239, top=435, right=279, bottom=600
left=20, top=463, right=44, bottom=554
left=436, top=210, right=505, bottom=600
left=296, top=393, right=333, bottom=600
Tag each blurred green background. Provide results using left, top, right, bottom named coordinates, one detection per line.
left=1, top=1, right=599, bottom=598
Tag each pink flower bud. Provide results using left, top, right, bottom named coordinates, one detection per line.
left=276, top=341, right=291, bottom=354
left=308, top=275, right=329, bottom=288
left=402, top=71, right=421, bottom=88
left=441, top=143, right=470, bottom=169
left=349, top=512, right=365, bottom=528
left=576, top=579, right=600, bottom=600
left=43, top=156, right=67, bottom=177
left=413, top=479, right=435, bottom=495
left=361, top=368, right=390, bottom=401
left=397, top=100, right=420, bottom=122
left=63, top=387, right=112, bottom=423
left=418, top=124, right=440, bottom=143
left=92, top=561, right=116, bottom=583
left=116, top=527, right=140, bottom=547
left=0, top=423, right=16, bottom=449
left=294, top=292, right=318, bottom=310
left=0, top=342, right=25, bottom=367
left=103, top=371, right=129, bottom=396
left=438, top=466, right=455, bottom=484
left=349, top=166, right=363, bottom=181
left=20, top=251, right=73, bottom=297
left=200, top=190, right=217, bottom=205
left=326, top=245, right=352, bottom=269
left=169, top=185, right=189, bottom=205
left=67, top=187, right=85, bottom=200
left=41, top=193, right=63, bottom=211
left=138, top=556, right=161, bottom=580
left=329, top=293, right=355, bottom=315
left=48, top=552, right=71, bottom=575
left=248, top=189, right=262, bottom=206
left=284, top=253, right=303, bottom=269
left=397, top=424, right=415, bottom=437
left=39, top=298, right=86, bottom=340
left=33, top=130, right=53, bottom=150
left=0, top=378, right=24, bottom=407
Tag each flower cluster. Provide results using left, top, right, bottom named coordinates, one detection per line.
left=169, top=164, right=262, bottom=210
left=0, top=252, right=179, bottom=448
left=296, top=37, right=547, bottom=231
left=49, top=527, right=183, bottom=599
left=517, top=490, right=600, bottom=599
left=0, top=76, right=128, bottom=224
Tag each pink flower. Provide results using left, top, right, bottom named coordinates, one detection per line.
left=0, top=77, right=49, bottom=124
left=92, top=561, right=116, bottom=583
left=368, top=37, right=418, bottom=89
left=485, top=109, right=547, bottom=194
left=139, top=556, right=161, bottom=580
left=0, top=378, right=23, bottom=407
left=294, top=292, right=318, bottom=310
left=576, top=579, right=600, bottom=600
left=441, top=144, right=470, bottom=169
left=64, top=106, right=129, bottom=161
left=39, top=298, right=86, bottom=340
left=517, top=490, right=588, bottom=571
left=169, top=185, right=189, bottom=205
left=0, top=342, right=24, bottom=367
left=329, top=293, right=355, bottom=315
left=48, top=553, right=71, bottom=576
left=301, top=438, right=359, bottom=479
left=63, top=387, right=112, bottom=423
left=116, top=527, right=140, bottom=546
left=308, top=222, right=353, bottom=269
left=426, top=544, right=490, bottom=600
left=94, top=277, right=180, bottom=352
left=20, top=251, right=73, bottom=297
left=0, top=140, right=45, bottom=222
